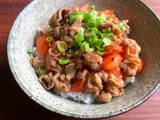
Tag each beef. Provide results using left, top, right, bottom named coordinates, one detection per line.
left=77, top=69, right=88, bottom=80
left=86, top=73, right=103, bottom=98
left=49, top=8, right=71, bottom=28
left=97, top=70, right=109, bottom=82
left=98, top=21, right=122, bottom=38
left=39, top=72, right=54, bottom=90
left=82, top=52, right=102, bottom=70
left=65, top=63, right=77, bottom=80
left=46, top=48, right=62, bottom=73
left=96, top=92, right=112, bottom=103
left=31, top=56, right=44, bottom=69
left=105, top=74, right=124, bottom=97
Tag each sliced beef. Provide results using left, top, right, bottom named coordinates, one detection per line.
left=39, top=72, right=54, bottom=90
left=96, top=92, right=112, bottom=103
left=86, top=73, right=103, bottom=98
left=52, top=78, right=71, bottom=92
left=107, top=74, right=124, bottom=88
left=31, top=56, right=44, bottom=69
left=77, top=69, right=88, bottom=80
left=65, top=63, right=77, bottom=80
left=105, top=74, right=124, bottom=97
left=49, top=8, right=71, bottom=28
left=82, top=52, right=102, bottom=70
left=46, top=48, right=62, bottom=73
left=98, top=21, right=122, bottom=38
left=60, top=35, right=74, bottom=47
left=97, top=70, right=109, bottom=82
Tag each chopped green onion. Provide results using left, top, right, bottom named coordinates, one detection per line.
left=58, top=57, right=70, bottom=65
left=48, top=26, right=53, bottom=33
left=96, top=14, right=106, bottom=26
left=117, top=22, right=126, bottom=31
left=56, top=41, right=68, bottom=53
left=80, top=41, right=92, bottom=52
left=37, top=64, right=46, bottom=76
left=74, top=31, right=84, bottom=47
left=27, top=48, right=33, bottom=57
left=47, top=36, right=54, bottom=43
left=97, top=50, right=105, bottom=56
left=69, top=11, right=84, bottom=23
left=102, top=38, right=112, bottom=47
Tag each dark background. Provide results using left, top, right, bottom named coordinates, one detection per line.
left=0, top=0, right=160, bottom=120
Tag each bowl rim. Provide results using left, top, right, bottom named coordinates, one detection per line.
left=7, top=0, right=160, bottom=118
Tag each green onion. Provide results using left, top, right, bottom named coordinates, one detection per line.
left=27, top=48, right=33, bottom=57
left=97, top=50, right=105, bottom=56
left=102, top=38, right=112, bottom=47
left=37, top=64, right=46, bottom=76
left=96, top=14, right=106, bottom=26
left=69, top=11, right=84, bottom=23
left=48, top=26, right=53, bottom=33
left=80, top=41, right=92, bottom=52
left=58, top=57, right=70, bottom=65
left=47, top=36, right=54, bottom=43
left=56, top=41, right=68, bottom=53
left=74, top=30, right=84, bottom=47
left=117, top=22, right=126, bottom=31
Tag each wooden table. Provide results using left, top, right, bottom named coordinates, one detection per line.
left=0, top=0, right=160, bottom=120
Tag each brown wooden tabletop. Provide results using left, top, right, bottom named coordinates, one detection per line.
left=0, top=0, right=160, bottom=120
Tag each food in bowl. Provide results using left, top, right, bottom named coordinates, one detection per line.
left=28, top=4, right=144, bottom=104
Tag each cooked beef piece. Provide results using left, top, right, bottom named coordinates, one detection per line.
left=97, top=70, right=109, bottom=82
left=52, top=78, right=71, bottom=92
left=86, top=73, right=103, bottom=98
left=105, top=74, right=124, bottom=97
left=65, top=63, right=77, bottom=80
left=49, top=8, right=71, bottom=28
left=69, top=20, right=82, bottom=36
left=96, top=92, right=112, bottom=103
left=120, top=58, right=141, bottom=77
left=39, top=72, right=54, bottom=90
left=106, top=85, right=124, bottom=97
left=98, top=21, right=122, bottom=38
left=31, top=56, right=44, bottom=69
left=52, top=26, right=61, bottom=39
left=122, top=38, right=141, bottom=58
left=107, top=74, right=124, bottom=88
left=82, top=52, right=102, bottom=70
left=46, top=48, right=62, bottom=73
left=77, top=69, right=88, bottom=80
left=60, top=35, right=74, bottom=47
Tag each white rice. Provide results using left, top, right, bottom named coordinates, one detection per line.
left=56, top=92, right=95, bottom=104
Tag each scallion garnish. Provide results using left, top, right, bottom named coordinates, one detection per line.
left=27, top=48, right=33, bottom=57
left=56, top=41, right=68, bottom=53
left=58, top=57, right=70, bottom=65
left=47, top=36, right=54, bottom=43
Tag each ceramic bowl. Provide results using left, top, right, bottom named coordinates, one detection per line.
left=7, top=0, right=160, bottom=118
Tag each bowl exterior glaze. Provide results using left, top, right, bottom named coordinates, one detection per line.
left=7, top=0, right=160, bottom=118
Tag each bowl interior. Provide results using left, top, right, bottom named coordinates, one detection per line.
left=8, top=0, right=160, bottom=118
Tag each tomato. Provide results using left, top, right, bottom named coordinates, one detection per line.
left=108, top=67, right=122, bottom=79
left=70, top=80, right=85, bottom=92
left=102, top=53, right=123, bottom=71
left=36, top=35, right=50, bottom=58
left=80, top=4, right=90, bottom=12
left=105, top=44, right=124, bottom=55
left=101, top=10, right=113, bottom=16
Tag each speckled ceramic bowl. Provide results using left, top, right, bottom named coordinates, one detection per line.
left=7, top=0, right=160, bottom=119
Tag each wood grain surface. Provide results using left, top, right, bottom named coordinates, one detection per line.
left=0, top=0, right=160, bottom=120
